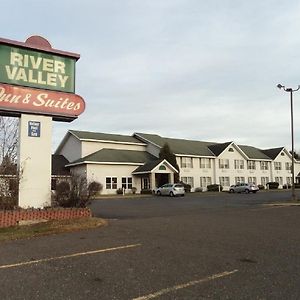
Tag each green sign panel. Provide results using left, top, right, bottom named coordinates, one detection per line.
left=0, top=44, right=75, bottom=93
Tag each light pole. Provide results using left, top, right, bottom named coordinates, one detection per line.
left=277, top=84, right=300, bottom=202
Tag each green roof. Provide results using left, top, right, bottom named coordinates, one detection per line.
left=69, top=149, right=156, bottom=165
left=135, top=133, right=216, bottom=156
left=70, top=130, right=144, bottom=144
left=238, top=145, right=272, bottom=160
left=132, top=159, right=164, bottom=173
left=261, top=147, right=284, bottom=160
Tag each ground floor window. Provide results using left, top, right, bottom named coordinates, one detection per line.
left=200, top=177, right=211, bottom=188
left=122, top=177, right=132, bottom=189
left=219, top=176, right=230, bottom=186
left=275, top=177, right=283, bottom=185
left=235, top=177, right=245, bottom=184
left=261, top=177, right=269, bottom=186
left=181, top=177, right=194, bottom=188
left=106, top=177, right=117, bottom=189
left=248, top=177, right=257, bottom=184
left=286, top=177, right=292, bottom=185
left=142, top=177, right=150, bottom=189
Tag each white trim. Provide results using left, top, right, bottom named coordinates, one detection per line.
left=66, top=161, right=144, bottom=167
left=175, top=153, right=216, bottom=159
left=81, top=138, right=146, bottom=146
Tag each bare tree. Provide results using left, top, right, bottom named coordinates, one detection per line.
left=0, top=116, right=19, bottom=166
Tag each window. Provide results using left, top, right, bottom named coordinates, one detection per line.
left=159, top=165, right=166, bottom=171
left=286, top=177, right=292, bottom=185
left=181, top=157, right=193, bottom=168
left=143, top=178, right=150, bottom=189
left=274, top=162, right=282, bottom=170
left=199, top=158, right=211, bottom=169
left=181, top=177, right=194, bottom=188
left=235, top=177, right=245, bottom=184
left=229, top=148, right=234, bottom=152
left=260, top=161, right=269, bottom=170
left=219, top=176, right=230, bottom=186
left=285, top=162, right=292, bottom=171
left=219, top=159, right=229, bottom=169
left=234, top=160, right=244, bottom=169
left=106, top=177, right=117, bottom=189
left=261, top=177, right=269, bottom=186
left=122, top=177, right=132, bottom=189
left=200, top=177, right=212, bottom=188
left=247, top=161, right=256, bottom=170
left=275, top=177, right=283, bottom=185
left=248, top=177, right=257, bottom=184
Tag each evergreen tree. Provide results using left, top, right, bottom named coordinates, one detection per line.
left=159, top=143, right=180, bottom=182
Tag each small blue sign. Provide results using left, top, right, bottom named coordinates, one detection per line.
left=28, top=121, right=41, bottom=137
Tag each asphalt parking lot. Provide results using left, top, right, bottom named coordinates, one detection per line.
left=0, top=191, right=300, bottom=299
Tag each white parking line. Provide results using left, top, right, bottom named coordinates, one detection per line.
left=0, top=243, right=141, bottom=270
left=132, top=269, right=238, bottom=300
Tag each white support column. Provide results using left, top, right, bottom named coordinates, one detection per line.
left=18, top=114, right=52, bottom=208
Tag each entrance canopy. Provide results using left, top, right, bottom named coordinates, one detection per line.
left=132, top=159, right=178, bottom=190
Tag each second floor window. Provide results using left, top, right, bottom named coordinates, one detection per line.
left=274, top=162, right=282, bottom=170
left=181, top=157, right=193, bottom=168
left=247, top=160, right=256, bottom=170
left=199, top=158, right=211, bottom=169
left=260, top=161, right=269, bottom=170
left=219, top=159, right=229, bottom=169
left=234, top=159, right=244, bottom=169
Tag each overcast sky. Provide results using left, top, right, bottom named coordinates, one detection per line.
left=2, top=0, right=300, bottom=151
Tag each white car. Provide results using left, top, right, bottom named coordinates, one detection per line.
left=229, top=183, right=259, bottom=194
left=154, top=183, right=185, bottom=197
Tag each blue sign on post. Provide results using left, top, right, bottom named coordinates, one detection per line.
left=28, top=121, right=41, bottom=137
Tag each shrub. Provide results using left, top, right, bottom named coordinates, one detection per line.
left=282, top=184, right=291, bottom=189
left=88, top=181, right=103, bottom=197
left=194, top=187, right=203, bottom=193
left=179, top=181, right=191, bottom=193
left=207, top=184, right=223, bottom=192
left=267, top=182, right=279, bottom=189
left=54, top=176, right=103, bottom=208
left=55, top=181, right=71, bottom=207
left=257, top=184, right=265, bottom=190
left=294, top=183, right=300, bottom=189
left=131, top=187, right=137, bottom=194
left=116, top=188, right=123, bottom=194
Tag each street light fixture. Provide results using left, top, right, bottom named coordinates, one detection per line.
left=277, top=84, right=300, bottom=202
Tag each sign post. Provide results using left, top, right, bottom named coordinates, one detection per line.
left=0, top=36, right=85, bottom=208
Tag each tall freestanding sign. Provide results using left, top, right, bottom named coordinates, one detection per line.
left=0, top=36, right=85, bottom=208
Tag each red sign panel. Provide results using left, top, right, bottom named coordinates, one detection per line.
left=0, top=83, right=85, bottom=121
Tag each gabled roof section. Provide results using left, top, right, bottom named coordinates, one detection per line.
left=132, top=159, right=179, bottom=174
left=67, top=149, right=156, bottom=166
left=69, top=130, right=145, bottom=144
left=208, top=142, right=233, bottom=156
left=261, top=147, right=285, bottom=160
left=134, top=132, right=216, bottom=157
left=239, top=145, right=272, bottom=160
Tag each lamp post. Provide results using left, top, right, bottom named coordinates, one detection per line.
left=277, top=84, right=300, bottom=202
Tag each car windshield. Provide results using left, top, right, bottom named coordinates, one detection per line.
left=174, top=184, right=183, bottom=188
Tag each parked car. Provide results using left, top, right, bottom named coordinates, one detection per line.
left=229, top=183, right=259, bottom=194
left=154, top=183, right=185, bottom=197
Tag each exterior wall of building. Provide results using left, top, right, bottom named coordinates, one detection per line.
left=86, top=164, right=142, bottom=194
left=177, top=156, right=215, bottom=191
left=145, top=143, right=160, bottom=158
left=82, top=141, right=147, bottom=158
left=58, top=135, right=82, bottom=163
left=271, top=150, right=294, bottom=187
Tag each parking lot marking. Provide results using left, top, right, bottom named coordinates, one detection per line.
left=0, top=244, right=141, bottom=270
left=132, top=269, right=238, bottom=300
